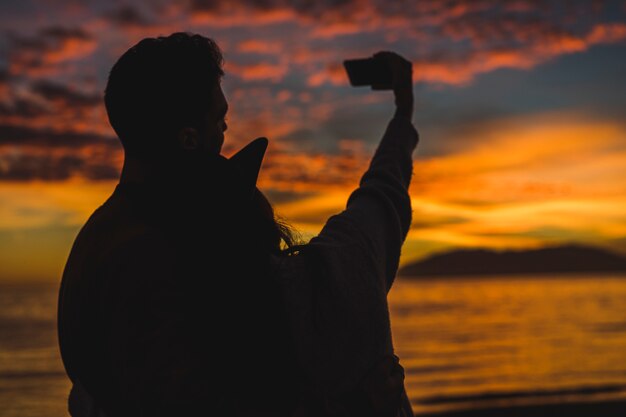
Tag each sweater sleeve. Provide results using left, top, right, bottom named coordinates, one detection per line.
left=320, top=116, right=418, bottom=292
left=273, top=117, right=419, bottom=403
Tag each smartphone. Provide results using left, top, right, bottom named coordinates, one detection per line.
left=343, top=58, right=392, bottom=89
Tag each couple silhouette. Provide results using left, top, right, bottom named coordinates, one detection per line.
left=58, top=32, right=418, bottom=417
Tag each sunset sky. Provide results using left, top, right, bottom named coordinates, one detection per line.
left=1, top=0, right=626, bottom=281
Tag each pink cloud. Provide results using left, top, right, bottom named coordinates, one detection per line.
left=226, top=61, right=289, bottom=82
left=7, top=26, right=97, bottom=77
left=587, top=22, right=626, bottom=43
left=236, top=39, right=283, bottom=54
left=306, top=64, right=346, bottom=87
left=407, top=21, right=626, bottom=86
left=2, top=0, right=626, bottom=186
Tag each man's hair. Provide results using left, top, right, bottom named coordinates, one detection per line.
left=104, top=32, right=224, bottom=156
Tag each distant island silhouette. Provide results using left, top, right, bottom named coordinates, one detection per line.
left=399, top=244, right=626, bottom=277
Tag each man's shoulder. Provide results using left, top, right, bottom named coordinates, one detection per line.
left=66, top=191, right=174, bottom=278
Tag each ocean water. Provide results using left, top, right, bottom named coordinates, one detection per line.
left=389, top=274, right=626, bottom=414
left=0, top=282, right=69, bottom=417
left=1, top=275, right=626, bottom=416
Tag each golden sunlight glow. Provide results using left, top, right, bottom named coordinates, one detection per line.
left=1, top=112, right=626, bottom=280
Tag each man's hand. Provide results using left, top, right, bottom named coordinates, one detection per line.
left=373, top=51, right=414, bottom=121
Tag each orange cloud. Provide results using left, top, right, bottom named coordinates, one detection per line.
left=0, top=72, right=9, bottom=102
left=7, top=27, right=97, bottom=77
left=393, top=112, right=626, bottom=260
left=250, top=111, right=626, bottom=264
left=0, top=141, right=121, bottom=181
left=408, top=22, right=626, bottom=85
left=3, top=0, right=626, bottom=279
left=587, top=22, right=626, bottom=43
left=310, top=20, right=363, bottom=39
left=41, top=36, right=97, bottom=64
left=2, top=110, right=626, bottom=277
left=412, top=112, right=626, bottom=200
left=307, top=63, right=346, bottom=87
left=226, top=61, right=289, bottom=82
left=190, top=4, right=297, bottom=27
left=236, top=39, right=282, bottom=54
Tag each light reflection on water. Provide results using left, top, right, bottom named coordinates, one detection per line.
left=389, top=274, right=626, bottom=414
left=0, top=282, right=70, bottom=417
left=1, top=275, right=625, bottom=416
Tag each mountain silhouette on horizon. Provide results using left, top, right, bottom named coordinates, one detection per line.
left=399, top=244, right=626, bottom=277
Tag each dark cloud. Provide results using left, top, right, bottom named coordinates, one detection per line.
left=39, top=26, right=92, bottom=41
left=0, top=150, right=121, bottom=181
left=196, top=0, right=624, bottom=87
left=31, top=80, right=101, bottom=108
left=1, top=152, right=84, bottom=181
left=188, top=0, right=406, bottom=25
left=0, top=98, right=48, bottom=118
left=0, top=124, right=116, bottom=148
left=262, top=188, right=318, bottom=204
left=0, top=77, right=101, bottom=125
left=6, top=25, right=96, bottom=76
left=285, top=206, right=344, bottom=224
left=8, top=26, right=92, bottom=52
left=103, top=6, right=151, bottom=28
left=81, top=163, right=120, bottom=180
left=189, top=0, right=220, bottom=12
left=189, top=0, right=433, bottom=17
left=0, top=122, right=121, bottom=181
left=0, top=0, right=625, bottom=185
left=0, top=70, right=9, bottom=103
left=188, top=0, right=606, bottom=26
left=410, top=214, right=468, bottom=229
left=8, top=35, right=47, bottom=52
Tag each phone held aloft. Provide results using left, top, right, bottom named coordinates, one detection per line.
left=343, top=57, right=393, bottom=90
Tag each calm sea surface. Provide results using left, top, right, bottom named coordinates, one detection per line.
left=1, top=275, right=626, bottom=416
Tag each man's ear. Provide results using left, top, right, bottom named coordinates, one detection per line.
left=177, top=127, right=199, bottom=150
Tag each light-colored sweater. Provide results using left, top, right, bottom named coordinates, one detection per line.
left=271, top=116, right=419, bottom=415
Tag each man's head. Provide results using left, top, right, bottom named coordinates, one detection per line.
left=105, top=32, right=228, bottom=159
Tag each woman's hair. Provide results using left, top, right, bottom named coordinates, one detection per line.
left=104, top=32, right=224, bottom=157
left=249, top=189, right=302, bottom=255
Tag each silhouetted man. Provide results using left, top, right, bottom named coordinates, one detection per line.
left=58, top=32, right=417, bottom=417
